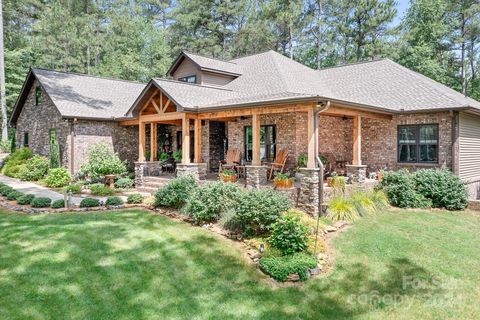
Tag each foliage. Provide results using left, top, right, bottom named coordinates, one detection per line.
left=172, top=150, right=182, bottom=162
left=31, top=197, right=52, bottom=208
left=51, top=199, right=65, bottom=209
left=154, top=175, right=197, bottom=209
left=297, top=154, right=308, bottom=167
left=2, top=147, right=33, bottom=178
left=105, top=196, right=124, bottom=206
left=351, top=191, right=377, bottom=217
left=45, top=168, right=71, bottom=188
left=284, top=208, right=327, bottom=235
left=413, top=169, right=468, bottom=210
left=127, top=193, right=144, bottom=204
left=158, top=152, right=169, bottom=161
left=232, top=189, right=290, bottom=236
left=7, top=190, right=24, bottom=201
left=378, top=170, right=432, bottom=209
left=80, top=143, right=127, bottom=180
left=268, top=215, right=309, bottom=256
left=259, top=253, right=317, bottom=282
left=369, top=190, right=390, bottom=211
left=274, top=173, right=289, bottom=181
left=183, top=182, right=241, bottom=224
left=89, top=184, right=115, bottom=196
left=115, top=177, right=134, bottom=189
left=17, top=194, right=35, bottom=205
left=220, top=169, right=236, bottom=177
left=0, top=185, right=14, bottom=196
left=331, top=176, right=347, bottom=192
left=18, top=155, right=50, bottom=181
left=79, top=198, right=101, bottom=208
left=50, top=132, right=60, bottom=168
left=63, top=184, right=82, bottom=194
left=327, top=197, right=359, bottom=222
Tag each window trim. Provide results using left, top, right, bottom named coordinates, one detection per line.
left=178, top=75, right=197, bottom=84
left=397, top=124, right=439, bottom=164
left=244, top=125, right=276, bottom=162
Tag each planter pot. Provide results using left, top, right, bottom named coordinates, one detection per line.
left=221, top=175, right=238, bottom=183
left=326, top=177, right=334, bottom=188
left=274, top=178, right=294, bottom=189
left=105, top=174, right=115, bottom=189
left=377, top=171, right=384, bottom=182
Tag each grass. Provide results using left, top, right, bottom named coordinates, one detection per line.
left=0, top=208, right=479, bottom=319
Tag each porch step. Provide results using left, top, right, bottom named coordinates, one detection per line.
left=143, top=176, right=172, bottom=183
left=136, top=186, right=158, bottom=194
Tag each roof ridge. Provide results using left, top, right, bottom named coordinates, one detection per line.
left=229, top=49, right=277, bottom=62
left=317, top=58, right=387, bottom=71
left=183, top=51, right=238, bottom=66
left=269, top=52, right=291, bottom=93
left=31, top=67, right=145, bottom=85
left=154, top=78, right=235, bottom=92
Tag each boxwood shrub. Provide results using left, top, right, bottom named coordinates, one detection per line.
left=45, top=168, right=71, bottom=188
left=154, top=175, right=197, bottom=208
left=0, top=185, right=14, bottom=196
left=259, top=253, right=317, bottom=282
left=2, top=147, right=33, bottom=178
left=105, top=196, right=124, bottom=206
left=17, top=194, right=35, bottom=205
left=80, top=197, right=100, bottom=208
left=127, top=193, right=144, bottom=204
left=115, top=177, right=134, bottom=189
left=51, top=199, right=65, bottom=209
left=18, top=155, right=50, bottom=181
left=268, top=215, right=309, bottom=256
left=6, top=190, right=24, bottom=201
left=89, top=183, right=115, bottom=196
left=378, top=170, right=432, bottom=209
left=31, top=197, right=52, bottom=208
left=63, top=184, right=82, bottom=194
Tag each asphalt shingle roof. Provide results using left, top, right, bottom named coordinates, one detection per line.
left=182, top=52, right=243, bottom=75
left=32, top=68, right=145, bottom=119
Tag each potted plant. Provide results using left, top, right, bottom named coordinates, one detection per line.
left=274, top=173, right=294, bottom=189
left=220, top=169, right=238, bottom=183
left=326, top=171, right=337, bottom=187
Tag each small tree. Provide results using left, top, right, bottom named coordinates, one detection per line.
left=80, top=143, right=127, bottom=180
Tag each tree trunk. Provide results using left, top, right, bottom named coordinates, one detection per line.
left=460, top=13, right=467, bottom=95
left=0, top=0, right=8, bottom=143
left=316, top=0, right=323, bottom=70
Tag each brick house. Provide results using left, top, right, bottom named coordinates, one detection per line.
left=10, top=51, right=480, bottom=209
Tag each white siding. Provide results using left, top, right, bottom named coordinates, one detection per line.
left=459, top=112, right=480, bottom=180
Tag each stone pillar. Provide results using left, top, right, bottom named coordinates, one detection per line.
left=297, top=168, right=320, bottom=216
left=176, top=163, right=207, bottom=181
left=346, top=165, right=367, bottom=184
left=245, top=165, right=268, bottom=189
left=134, top=162, right=148, bottom=187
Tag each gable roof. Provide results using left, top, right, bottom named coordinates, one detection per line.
left=10, top=68, right=145, bottom=124
left=167, top=51, right=243, bottom=77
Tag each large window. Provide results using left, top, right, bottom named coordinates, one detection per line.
left=244, top=125, right=276, bottom=162
left=398, top=124, right=438, bottom=163
left=178, top=75, right=197, bottom=84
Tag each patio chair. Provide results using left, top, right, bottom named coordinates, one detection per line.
left=160, top=156, right=176, bottom=174
left=264, top=149, right=289, bottom=180
left=219, top=149, right=241, bottom=173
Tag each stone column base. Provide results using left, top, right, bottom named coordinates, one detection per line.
left=134, top=162, right=148, bottom=187
left=245, top=165, right=268, bottom=189
left=176, top=163, right=207, bottom=180
left=297, top=168, right=320, bottom=216
left=346, top=165, right=367, bottom=184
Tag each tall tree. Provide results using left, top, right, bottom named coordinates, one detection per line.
left=0, top=0, right=7, bottom=142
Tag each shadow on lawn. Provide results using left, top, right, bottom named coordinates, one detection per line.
left=0, top=210, right=443, bottom=320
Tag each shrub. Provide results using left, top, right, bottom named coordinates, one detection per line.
left=17, top=194, right=35, bottom=205
left=45, top=168, right=71, bottom=188
left=7, top=190, right=24, bottom=201
left=183, top=182, right=241, bottom=223
left=80, top=143, right=127, bottom=180
left=327, top=197, right=359, bottom=222
left=413, top=169, right=468, bottom=210
left=232, top=189, right=290, bottom=236
left=297, top=154, right=308, bottom=167
left=350, top=191, right=376, bottom=217
left=127, top=193, right=144, bottom=204
left=331, top=176, right=347, bottom=192
left=80, top=197, right=100, bottom=208
left=259, top=253, right=317, bottom=282
left=89, top=183, right=115, bottom=196
left=31, top=197, right=52, bottom=208
left=369, top=190, right=390, bottom=211
left=51, top=199, right=65, bottom=209
left=268, top=215, right=309, bottom=255
left=284, top=208, right=327, bottom=235
left=2, top=147, right=33, bottom=177
left=115, top=177, right=134, bottom=189
left=18, top=155, right=50, bottom=181
left=63, top=184, right=82, bottom=194
left=218, top=208, right=242, bottom=231
left=154, top=175, right=197, bottom=208
left=105, top=196, right=124, bottom=206
left=0, top=185, right=14, bottom=196
left=378, top=170, right=431, bottom=209
left=172, top=150, right=182, bottom=162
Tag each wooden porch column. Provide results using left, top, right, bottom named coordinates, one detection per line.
left=252, top=114, right=261, bottom=166
left=194, top=118, right=202, bottom=163
left=139, top=122, right=146, bottom=162
left=150, top=122, right=157, bottom=161
left=307, top=108, right=316, bottom=168
left=353, top=114, right=362, bottom=165
left=182, top=114, right=190, bottom=164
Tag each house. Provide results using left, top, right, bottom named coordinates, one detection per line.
left=10, top=50, right=480, bottom=214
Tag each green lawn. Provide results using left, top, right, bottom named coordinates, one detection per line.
left=0, top=208, right=479, bottom=320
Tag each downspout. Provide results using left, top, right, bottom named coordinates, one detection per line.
left=314, top=101, right=330, bottom=254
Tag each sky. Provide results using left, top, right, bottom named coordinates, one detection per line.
left=395, top=0, right=410, bottom=24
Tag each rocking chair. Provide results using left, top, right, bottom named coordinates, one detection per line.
left=264, top=149, right=289, bottom=180
left=219, top=149, right=241, bottom=172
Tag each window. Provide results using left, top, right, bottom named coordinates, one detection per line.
left=398, top=124, right=438, bottom=163
left=178, top=75, right=197, bottom=84
left=244, top=125, right=276, bottom=162
left=35, top=86, right=42, bottom=106
left=23, top=132, right=29, bottom=147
